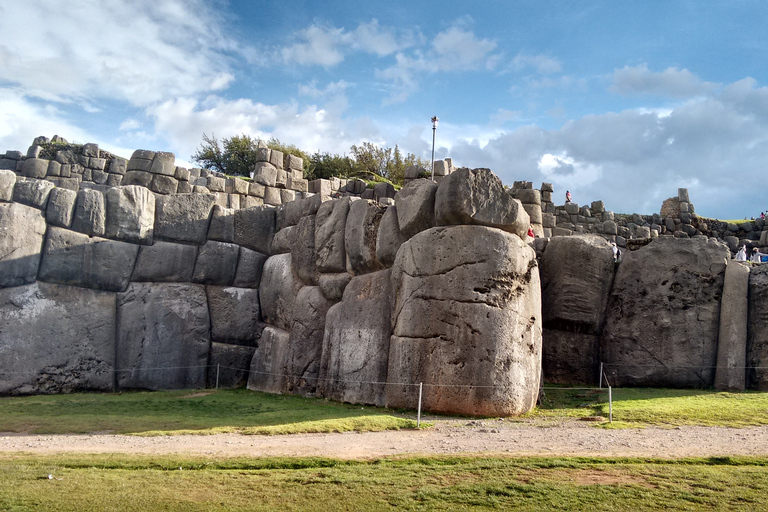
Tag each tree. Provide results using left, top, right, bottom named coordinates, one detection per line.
left=191, top=133, right=259, bottom=177
left=307, top=152, right=356, bottom=180
left=349, top=142, right=429, bottom=186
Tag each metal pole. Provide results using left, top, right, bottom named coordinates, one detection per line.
left=430, top=116, right=438, bottom=181
left=608, top=385, right=613, bottom=423
left=417, top=382, right=423, bottom=427
left=216, top=364, right=220, bottom=390
left=599, top=362, right=603, bottom=389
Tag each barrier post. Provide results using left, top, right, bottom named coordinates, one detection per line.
left=608, top=385, right=613, bottom=423
left=599, top=362, right=604, bottom=389
left=417, top=382, right=423, bottom=428
left=216, top=364, right=220, bottom=390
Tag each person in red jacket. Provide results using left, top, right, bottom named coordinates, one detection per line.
left=527, top=226, right=535, bottom=238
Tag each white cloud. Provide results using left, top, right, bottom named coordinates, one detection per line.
left=609, top=64, right=718, bottom=98
left=512, top=53, right=562, bottom=74
left=298, top=80, right=351, bottom=98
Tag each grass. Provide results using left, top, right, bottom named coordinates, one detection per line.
left=1, top=454, right=767, bottom=510
left=0, top=389, right=418, bottom=436
left=524, top=387, right=768, bottom=428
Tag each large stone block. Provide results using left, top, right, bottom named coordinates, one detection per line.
left=192, top=241, right=239, bottom=285
left=46, top=187, right=78, bottom=228
left=116, top=283, right=210, bottom=390
left=0, top=169, right=16, bottom=201
left=233, top=247, right=268, bottom=288
left=539, top=235, right=615, bottom=334
left=71, top=188, right=106, bottom=236
left=747, top=265, right=768, bottom=389
left=259, top=253, right=299, bottom=331
left=292, top=214, right=318, bottom=285
left=131, top=241, right=198, bottom=282
left=208, top=343, right=257, bottom=389
left=395, top=179, right=438, bottom=240
left=715, top=261, right=750, bottom=391
left=318, top=272, right=352, bottom=302
left=315, top=197, right=353, bottom=273
left=542, top=329, right=599, bottom=385
left=318, top=270, right=393, bottom=406
left=0, top=283, right=116, bottom=394
left=13, top=177, right=55, bottom=210
left=149, top=151, right=175, bottom=176
left=247, top=326, right=290, bottom=394
left=387, top=225, right=542, bottom=416
left=600, top=237, right=729, bottom=387
left=435, top=168, right=529, bottom=238
left=234, top=206, right=275, bottom=254
left=105, top=185, right=155, bottom=244
left=285, top=286, right=333, bottom=396
left=207, top=205, right=235, bottom=243
left=206, top=286, right=262, bottom=345
left=39, top=226, right=139, bottom=292
left=0, top=202, right=47, bottom=288
left=127, top=150, right=155, bottom=172
left=345, top=199, right=386, bottom=275
left=376, top=205, right=405, bottom=268
left=21, top=158, right=49, bottom=179
left=154, top=193, right=215, bottom=244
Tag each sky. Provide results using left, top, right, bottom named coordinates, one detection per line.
left=1, top=1, right=768, bottom=220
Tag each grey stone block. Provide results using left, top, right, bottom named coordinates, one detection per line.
left=46, top=187, right=78, bottom=228
left=105, top=185, right=155, bottom=244
left=0, top=169, right=17, bottom=201
left=21, top=158, right=49, bottom=179
left=207, top=286, right=262, bottom=345
left=233, top=247, right=268, bottom=288
left=0, top=202, right=46, bottom=287
left=192, top=241, right=239, bottom=285
left=150, top=151, right=175, bottom=175
left=131, top=241, right=198, bottom=282
left=13, top=177, right=55, bottom=210
left=154, top=193, right=215, bottom=244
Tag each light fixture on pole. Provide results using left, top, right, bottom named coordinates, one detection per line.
left=430, top=116, right=439, bottom=181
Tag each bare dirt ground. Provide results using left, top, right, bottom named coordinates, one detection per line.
left=3, top=419, right=768, bottom=459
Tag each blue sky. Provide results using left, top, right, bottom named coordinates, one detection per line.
left=2, top=1, right=768, bottom=219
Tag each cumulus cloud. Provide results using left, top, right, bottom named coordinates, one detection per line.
left=511, top=53, right=562, bottom=74
left=610, top=64, right=718, bottom=98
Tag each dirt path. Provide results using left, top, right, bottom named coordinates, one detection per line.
left=3, top=420, right=768, bottom=459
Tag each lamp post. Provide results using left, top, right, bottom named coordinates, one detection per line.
left=430, top=116, right=439, bottom=181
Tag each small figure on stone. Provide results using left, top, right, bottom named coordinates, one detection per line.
left=611, top=242, right=621, bottom=262
left=527, top=225, right=535, bottom=238
left=761, top=212, right=765, bottom=220
left=735, top=246, right=747, bottom=261
left=565, top=190, right=572, bottom=203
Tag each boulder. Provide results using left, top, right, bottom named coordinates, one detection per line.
left=315, top=197, right=353, bottom=273
left=71, top=188, right=106, bottom=236
left=0, top=202, right=47, bottom=288
left=600, top=237, right=729, bottom=387
left=206, top=286, right=262, bottom=345
left=395, top=179, right=438, bottom=240
left=539, top=235, right=615, bottom=334
left=0, top=169, right=16, bottom=201
left=207, top=205, right=235, bottom=243
left=270, top=226, right=296, bottom=254
left=542, top=329, right=599, bottom=385
left=105, top=185, right=155, bottom=245
left=39, top=227, right=139, bottom=292
left=747, top=265, right=768, bottom=389
left=345, top=199, right=386, bottom=274
left=387, top=225, right=542, bottom=416
left=207, top=343, right=257, bottom=389
left=292, top=214, right=318, bottom=285
left=434, top=168, right=529, bottom=238
left=247, top=326, right=290, bottom=393
left=318, top=272, right=353, bottom=302
left=192, top=241, right=239, bottom=285
left=318, top=270, right=393, bottom=406
left=154, top=193, right=215, bottom=244
left=149, top=151, right=176, bottom=176
left=13, top=177, right=55, bottom=210
left=714, top=261, right=750, bottom=391
left=233, top=247, right=268, bottom=289
left=116, top=283, right=210, bottom=390
left=259, top=253, right=299, bottom=331
left=285, top=286, right=334, bottom=396
left=376, top=205, right=405, bottom=268
left=46, top=187, right=78, bottom=228
left=21, top=157, right=48, bottom=179
left=0, top=282, right=116, bottom=394
left=131, top=241, right=198, bottom=282
left=234, top=206, right=275, bottom=254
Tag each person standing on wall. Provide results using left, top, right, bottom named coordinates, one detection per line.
left=565, top=190, right=572, bottom=203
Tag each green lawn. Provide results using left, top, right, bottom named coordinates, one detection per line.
left=1, top=454, right=767, bottom=511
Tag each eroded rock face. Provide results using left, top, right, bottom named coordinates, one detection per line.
left=154, top=193, right=215, bottom=244
left=345, top=199, right=386, bottom=275
left=395, top=179, right=438, bottom=240
left=285, top=286, right=333, bottom=396
left=131, top=241, right=197, bottom=283
left=387, top=225, right=542, bottom=416
left=259, top=253, right=299, bottom=331
left=105, top=185, right=155, bottom=244
left=540, top=235, right=615, bottom=333
left=0, top=202, right=47, bottom=288
left=376, top=205, right=404, bottom=268
left=292, top=214, right=318, bottom=285
left=747, top=265, right=768, bottom=390
left=247, top=326, right=290, bottom=394
left=318, top=270, right=393, bottom=406
left=116, top=283, right=210, bottom=390
left=206, top=286, right=262, bottom=346
left=0, top=282, right=116, bottom=394
left=315, top=197, right=353, bottom=273
left=600, top=237, right=729, bottom=387
left=434, top=168, right=529, bottom=238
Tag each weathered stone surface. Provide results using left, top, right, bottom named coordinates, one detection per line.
left=46, top=187, right=77, bottom=228
left=285, top=286, right=333, bottom=396
left=127, top=150, right=155, bottom=172
left=0, top=282, right=116, bottom=394
left=154, top=193, right=215, bottom=244
left=345, top=199, right=386, bottom=275
left=315, top=197, right=353, bottom=273
left=264, top=186, right=282, bottom=206
left=122, top=170, right=153, bottom=187
left=376, top=205, right=404, bottom=268
left=208, top=343, right=257, bottom=389
left=318, top=272, right=352, bottom=302
left=13, top=178, right=55, bottom=210
left=149, top=174, right=178, bottom=194
left=206, top=286, right=262, bottom=345
left=247, top=326, right=290, bottom=393
left=116, top=283, right=210, bottom=390
left=318, top=270, right=393, bottom=406
left=252, top=162, right=277, bottom=187
left=0, top=202, right=47, bottom=287
left=233, top=247, right=268, bottom=288
left=21, top=158, right=48, bottom=179
left=149, top=151, right=175, bottom=176
left=387, top=225, right=542, bottom=416
left=0, top=169, right=16, bottom=201
left=395, top=179, right=438, bottom=240
left=601, top=237, right=729, bottom=387
left=234, top=206, right=275, bottom=254
left=259, top=253, right=299, bottom=331
left=192, top=241, right=239, bottom=285
left=747, top=265, right=768, bottom=389
left=540, top=235, right=615, bottom=334
left=71, top=188, right=106, bottom=236
left=435, top=168, right=529, bottom=238
left=292, top=214, right=318, bottom=285
left=105, top=185, right=155, bottom=244
left=131, top=241, right=197, bottom=282
left=542, top=329, right=599, bottom=385
left=39, top=227, right=139, bottom=292
left=270, top=226, right=296, bottom=254
left=715, top=261, right=750, bottom=391
left=207, top=205, right=235, bottom=243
